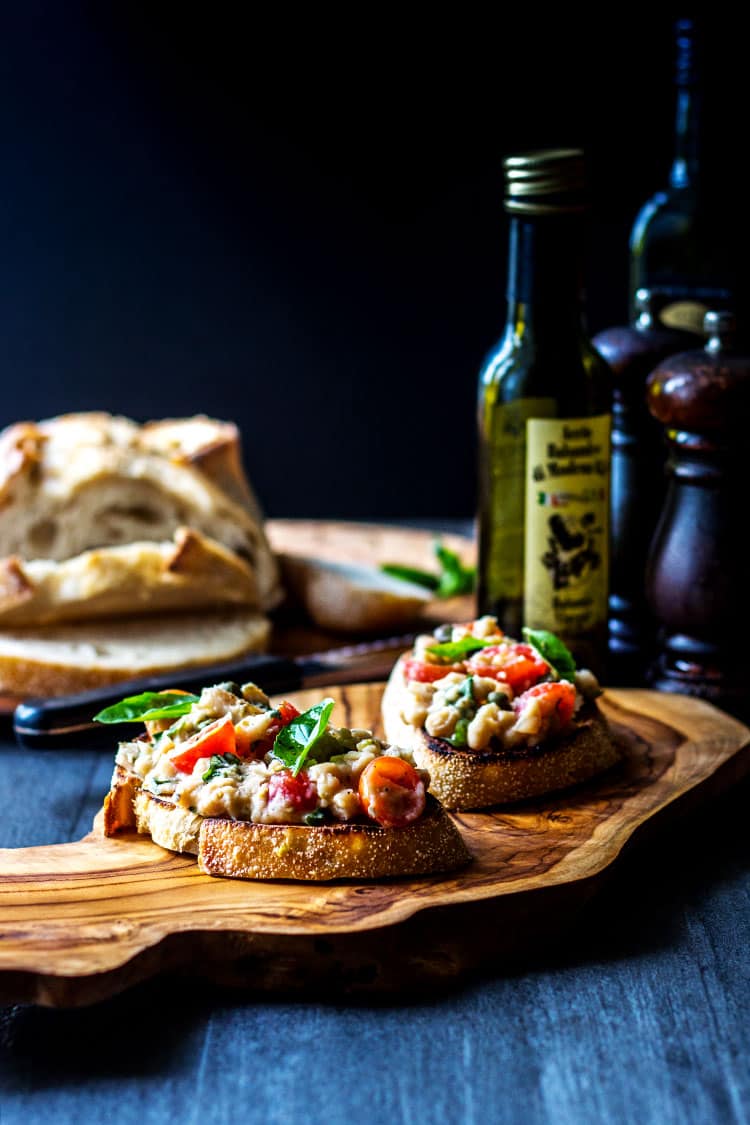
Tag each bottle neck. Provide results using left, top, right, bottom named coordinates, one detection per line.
left=670, top=22, right=701, bottom=189
left=505, top=214, right=586, bottom=340
left=670, top=84, right=701, bottom=189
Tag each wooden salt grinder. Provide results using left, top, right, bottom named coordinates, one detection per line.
left=593, top=289, right=694, bottom=685
left=645, top=310, right=750, bottom=718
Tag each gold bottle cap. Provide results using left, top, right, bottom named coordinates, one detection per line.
left=503, top=148, right=586, bottom=214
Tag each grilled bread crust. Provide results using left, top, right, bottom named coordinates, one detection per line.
left=104, top=768, right=471, bottom=881
left=381, top=655, right=622, bottom=810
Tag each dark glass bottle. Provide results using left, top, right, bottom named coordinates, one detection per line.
left=629, top=18, right=734, bottom=336
left=477, top=149, right=613, bottom=675
left=592, top=289, right=694, bottom=684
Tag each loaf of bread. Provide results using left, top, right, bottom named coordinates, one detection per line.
left=0, top=412, right=282, bottom=611
left=0, top=412, right=282, bottom=698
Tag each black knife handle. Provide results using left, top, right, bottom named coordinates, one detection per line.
left=13, top=653, right=303, bottom=749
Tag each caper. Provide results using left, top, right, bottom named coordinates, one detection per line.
left=488, top=691, right=513, bottom=711
left=433, top=623, right=453, bottom=642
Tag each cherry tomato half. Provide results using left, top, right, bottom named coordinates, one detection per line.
left=467, top=643, right=549, bottom=694
left=358, top=756, right=426, bottom=828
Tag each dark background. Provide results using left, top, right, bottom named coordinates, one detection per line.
left=1, top=5, right=745, bottom=519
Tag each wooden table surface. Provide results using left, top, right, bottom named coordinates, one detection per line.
left=1, top=521, right=749, bottom=1124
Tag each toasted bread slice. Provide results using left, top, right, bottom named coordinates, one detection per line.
left=105, top=769, right=470, bottom=881
left=382, top=654, right=622, bottom=810
left=0, top=608, right=270, bottom=697
left=135, top=788, right=468, bottom=880
left=0, top=528, right=260, bottom=627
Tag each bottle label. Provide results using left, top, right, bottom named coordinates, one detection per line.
left=659, top=300, right=709, bottom=335
left=523, top=414, right=611, bottom=638
left=484, top=398, right=556, bottom=598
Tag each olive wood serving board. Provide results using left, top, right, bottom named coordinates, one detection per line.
left=1, top=684, right=748, bottom=1008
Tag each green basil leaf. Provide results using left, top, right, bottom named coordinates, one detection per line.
left=379, top=563, right=440, bottom=591
left=522, top=628, right=577, bottom=680
left=93, top=692, right=200, bottom=724
left=202, top=752, right=243, bottom=783
left=272, top=698, right=336, bottom=776
left=303, top=808, right=327, bottom=826
left=434, top=544, right=476, bottom=598
left=426, top=636, right=492, bottom=663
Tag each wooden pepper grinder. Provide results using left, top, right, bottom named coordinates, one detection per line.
left=645, top=310, right=750, bottom=718
left=593, top=289, right=694, bottom=685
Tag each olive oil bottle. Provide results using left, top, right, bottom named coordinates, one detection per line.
left=477, top=148, right=612, bottom=674
left=629, top=18, right=734, bottom=335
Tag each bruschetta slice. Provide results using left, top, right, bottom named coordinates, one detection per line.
left=99, top=681, right=470, bottom=881
left=381, top=617, right=621, bottom=810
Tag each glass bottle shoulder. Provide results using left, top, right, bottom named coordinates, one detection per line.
left=630, top=185, right=699, bottom=257
left=478, top=324, right=612, bottom=415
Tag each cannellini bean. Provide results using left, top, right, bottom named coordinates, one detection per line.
left=425, top=706, right=459, bottom=738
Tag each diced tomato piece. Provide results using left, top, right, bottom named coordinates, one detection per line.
left=167, top=713, right=236, bottom=773
left=267, top=769, right=318, bottom=812
left=513, top=681, right=576, bottom=728
left=467, top=643, right=549, bottom=694
left=358, top=756, right=426, bottom=828
left=238, top=700, right=301, bottom=759
left=144, top=689, right=193, bottom=738
left=402, top=657, right=464, bottom=683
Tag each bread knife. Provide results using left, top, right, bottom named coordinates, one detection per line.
left=12, top=635, right=414, bottom=750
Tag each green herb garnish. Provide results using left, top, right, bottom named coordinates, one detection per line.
left=434, top=544, right=476, bottom=598
left=380, top=541, right=475, bottom=599
left=380, top=563, right=440, bottom=590
left=426, top=636, right=493, bottom=663
left=522, top=628, right=577, bottom=681
left=303, top=809, right=327, bottom=826
left=447, top=716, right=470, bottom=748
left=93, top=691, right=200, bottom=724
left=202, top=752, right=243, bottom=783
left=272, top=698, right=336, bottom=777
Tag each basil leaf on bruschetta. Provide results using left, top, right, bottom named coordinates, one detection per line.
left=426, top=636, right=493, bottom=662
left=201, top=752, right=243, bottom=782
left=271, top=698, right=336, bottom=776
left=521, top=628, right=576, bottom=681
left=94, top=691, right=200, bottom=724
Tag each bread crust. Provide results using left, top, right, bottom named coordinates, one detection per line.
left=109, top=779, right=471, bottom=882
left=0, top=528, right=260, bottom=626
left=0, top=412, right=282, bottom=611
left=381, top=655, right=622, bottom=810
left=0, top=609, right=271, bottom=697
